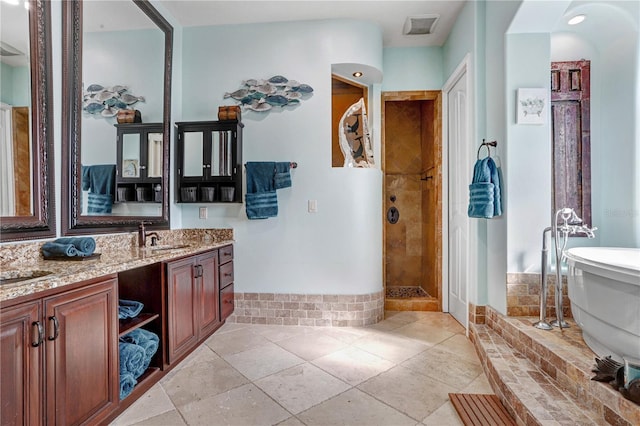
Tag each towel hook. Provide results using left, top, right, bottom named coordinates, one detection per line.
left=477, top=139, right=497, bottom=160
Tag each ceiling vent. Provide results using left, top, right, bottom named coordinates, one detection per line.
left=403, top=14, right=440, bottom=35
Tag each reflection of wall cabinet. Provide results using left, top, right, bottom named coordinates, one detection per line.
left=175, top=120, right=243, bottom=203
left=115, top=123, right=164, bottom=203
left=0, top=276, right=119, bottom=426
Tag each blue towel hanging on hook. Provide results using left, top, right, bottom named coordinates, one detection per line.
left=468, top=156, right=502, bottom=219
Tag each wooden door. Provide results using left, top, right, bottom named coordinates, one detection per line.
left=551, top=60, right=591, bottom=226
left=44, top=278, right=118, bottom=426
left=166, top=257, right=198, bottom=363
left=1, top=301, right=42, bottom=426
left=11, top=106, right=31, bottom=216
left=447, top=73, right=469, bottom=327
left=197, top=250, right=220, bottom=337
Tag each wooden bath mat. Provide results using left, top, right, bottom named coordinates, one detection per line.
left=449, top=393, right=516, bottom=426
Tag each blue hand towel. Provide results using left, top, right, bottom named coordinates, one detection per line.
left=121, top=329, right=159, bottom=374
left=274, top=162, right=292, bottom=189
left=118, top=299, right=144, bottom=320
left=54, top=237, right=96, bottom=256
left=41, top=242, right=78, bottom=258
left=119, top=341, right=147, bottom=379
left=119, top=372, right=137, bottom=400
left=468, top=157, right=503, bottom=218
left=87, top=193, right=113, bottom=214
left=245, top=162, right=278, bottom=220
left=82, top=164, right=116, bottom=195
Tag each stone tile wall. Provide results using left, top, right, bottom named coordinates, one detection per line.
left=468, top=303, right=486, bottom=324
left=506, top=272, right=571, bottom=318
left=227, top=291, right=385, bottom=327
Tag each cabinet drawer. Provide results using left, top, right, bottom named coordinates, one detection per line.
left=220, top=261, right=234, bottom=288
left=220, top=284, right=234, bottom=321
left=219, top=244, right=233, bottom=264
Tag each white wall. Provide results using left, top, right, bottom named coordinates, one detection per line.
left=179, top=20, right=384, bottom=295
left=382, top=47, right=443, bottom=90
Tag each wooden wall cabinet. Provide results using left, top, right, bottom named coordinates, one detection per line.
left=115, top=123, right=164, bottom=203
left=175, top=120, right=243, bottom=203
left=1, top=276, right=119, bottom=426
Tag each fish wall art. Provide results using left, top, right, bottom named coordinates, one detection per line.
left=224, top=75, right=313, bottom=113
left=82, top=84, right=145, bottom=118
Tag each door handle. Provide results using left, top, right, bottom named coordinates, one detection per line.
left=47, top=316, right=59, bottom=341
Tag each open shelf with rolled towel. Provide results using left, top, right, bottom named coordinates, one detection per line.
left=117, top=263, right=165, bottom=401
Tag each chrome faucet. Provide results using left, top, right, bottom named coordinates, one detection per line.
left=549, top=208, right=596, bottom=330
left=138, top=222, right=160, bottom=247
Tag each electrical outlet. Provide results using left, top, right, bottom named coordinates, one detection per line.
left=308, top=199, right=317, bottom=213
left=199, top=207, right=207, bottom=219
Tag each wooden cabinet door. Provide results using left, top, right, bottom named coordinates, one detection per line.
left=166, top=257, right=198, bottom=363
left=1, top=301, right=43, bottom=426
left=197, top=251, right=220, bottom=337
left=44, top=278, right=118, bottom=426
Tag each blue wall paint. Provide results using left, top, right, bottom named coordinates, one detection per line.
left=179, top=20, right=384, bottom=295
left=382, top=47, right=443, bottom=90
left=1, top=62, right=30, bottom=106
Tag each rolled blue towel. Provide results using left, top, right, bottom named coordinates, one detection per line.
left=41, top=242, right=79, bottom=258
left=54, top=237, right=96, bottom=256
left=121, top=329, right=159, bottom=373
left=119, top=341, right=146, bottom=379
left=119, top=372, right=137, bottom=400
left=118, top=299, right=144, bottom=320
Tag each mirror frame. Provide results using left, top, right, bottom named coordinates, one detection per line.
left=61, top=0, right=172, bottom=235
left=0, top=0, right=56, bottom=242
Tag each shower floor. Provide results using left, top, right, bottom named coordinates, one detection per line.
left=386, top=286, right=430, bottom=299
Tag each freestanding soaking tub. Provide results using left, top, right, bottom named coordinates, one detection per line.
left=565, top=247, right=640, bottom=363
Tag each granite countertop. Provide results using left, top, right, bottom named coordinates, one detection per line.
left=0, top=238, right=233, bottom=303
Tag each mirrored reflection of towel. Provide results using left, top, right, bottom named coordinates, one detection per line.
left=82, top=164, right=116, bottom=213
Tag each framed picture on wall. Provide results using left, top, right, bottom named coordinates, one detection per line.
left=517, top=88, right=547, bottom=125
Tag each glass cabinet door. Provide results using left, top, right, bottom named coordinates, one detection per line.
left=147, top=132, right=163, bottom=178
left=122, top=133, right=141, bottom=178
left=211, top=130, right=232, bottom=176
left=183, top=131, right=204, bottom=177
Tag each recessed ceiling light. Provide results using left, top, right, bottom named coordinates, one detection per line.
left=352, top=72, right=363, bottom=78
left=568, top=15, right=586, bottom=25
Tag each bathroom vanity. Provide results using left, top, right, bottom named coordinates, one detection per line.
left=0, top=238, right=234, bottom=425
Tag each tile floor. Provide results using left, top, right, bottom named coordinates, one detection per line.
left=111, top=311, right=494, bottom=426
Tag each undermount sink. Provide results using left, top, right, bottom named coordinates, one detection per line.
left=0, top=269, right=55, bottom=286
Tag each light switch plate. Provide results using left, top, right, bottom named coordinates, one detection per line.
left=308, top=199, right=317, bottom=213
left=199, top=207, right=207, bottom=219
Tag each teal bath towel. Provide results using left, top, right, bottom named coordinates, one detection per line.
left=120, top=328, right=159, bottom=375
left=54, top=237, right=96, bottom=256
left=245, top=162, right=278, bottom=219
left=41, top=242, right=78, bottom=258
left=468, top=157, right=502, bottom=218
left=118, top=299, right=144, bottom=320
left=119, top=342, right=146, bottom=379
left=119, top=372, right=137, bottom=400
left=274, top=162, right=292, bottom=189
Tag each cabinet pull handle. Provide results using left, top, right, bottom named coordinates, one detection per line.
left=223, top=251, right=231, bottom=256
left=193, top=264, right=203, bottom=278
left=31, top=321, right=44, bottom=347
left=48, top=316, right=59, bottom=341
left=224, top=272, right=232, bottom=277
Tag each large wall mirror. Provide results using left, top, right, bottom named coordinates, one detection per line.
left=0, top=0, right=56, bottom=242
left=62, top=0, right=172, bottom=235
